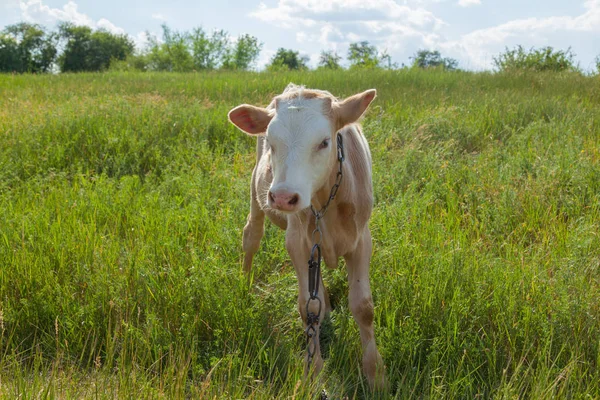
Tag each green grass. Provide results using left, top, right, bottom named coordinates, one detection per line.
left=0, top=69, right=599, bottom=398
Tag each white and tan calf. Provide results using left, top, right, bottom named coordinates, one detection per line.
left=228, top=84, right=385, bottom=388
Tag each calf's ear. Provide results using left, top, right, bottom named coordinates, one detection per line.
left=334, top=89, right=377, bottom=130
left=228, top=105, right=273, bottom=135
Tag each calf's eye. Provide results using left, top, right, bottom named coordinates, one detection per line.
left=318, top=139, right=330, bottom=150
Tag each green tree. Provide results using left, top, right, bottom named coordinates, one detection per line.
left=222, top=34, right=262, bottom=70
left=0, top=35, right=20, bottom=72
left=317, top=50, right=342, bottom=70
left=109, top=53, right=149, bottom=71
left=267, top=48, right=308, bottom=71
left=143, top=26, right=260, bottom=72
left=411, top=49, right=458, bottom=70
left=58, top=23, right=133, bottom=72
left=0, top=23, right=57, bottom=73
left=493, top=46, right=577, bottom=72
left=347, top=41, right=381, bottom=68
left=190, top=28, right=228, bottom=70
left=87, top=30, right=134, bottom=71
left=146, top=24, right=193, bottom=72
left=57, top=24, right=91, bottom=72
left=379, top=50, right=398, bottom=69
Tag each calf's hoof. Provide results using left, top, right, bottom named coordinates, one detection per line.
left=242, top=253, right=254, bottom=273
left=363, top=342, right=387, bottom=391
left=304, top=353, right=324, bottom=379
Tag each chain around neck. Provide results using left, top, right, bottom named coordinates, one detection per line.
left=310, top=132, right=345, bottom=220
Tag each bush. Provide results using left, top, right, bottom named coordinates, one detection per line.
left=189, top=28, right=228, bottom=70
left=347, top=41, right=396, bottom=69
left=108, top=54, right=149, bottom=71
left=142, top=26, right=262, bottom=72
left=494, top=46, right=578, bottom=72
left=266, top=48, right=308, bottom=71
left=411, top=49, right=458, bottom=71
left=220, top=34, right=262, bottom=70
left=145, top=25, right=193, bottom=72
left=347, top=41, right=380, bottom=69
left=317, top=50, right=342, bottom=70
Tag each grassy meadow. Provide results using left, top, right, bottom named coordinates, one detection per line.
left=0, top=69, right=599, bottom=398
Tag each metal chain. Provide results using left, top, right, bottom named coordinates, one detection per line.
left=305, top=133, right=344, bottom=375
left=309, top=133, right=345, bottom=221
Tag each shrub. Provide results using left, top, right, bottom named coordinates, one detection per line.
left=266, top=48, right=309, bottom=71
left=190, top=28, right=228, bottom=70
left=347, top=41, right=381, bottom=69
left=143, top=26, right=262, bottom=72
left=317, top=50, right=342, bottom=70
left=411, top=49, right=458, bottom=71
left=493, top=46, right=578, bottom=72
left=145, top=25, right=194, bottom=72
left=347, top=41, right=396, bottom=69
left=108, top=54, right=149, bottom=71
left=220, top=34, right=262, bottom=71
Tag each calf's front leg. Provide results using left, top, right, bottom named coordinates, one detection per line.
left=242, top=168, right=265, bottom=273
left=344, top=228, right=386, bottom=390
left=286, top=231, right=328, bottom=378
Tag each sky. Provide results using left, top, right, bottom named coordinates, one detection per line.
left=1, top=0, right=599, bottom=71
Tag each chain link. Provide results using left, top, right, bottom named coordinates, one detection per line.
left=310, top=133, right=345, bottom=220
left=305, top=133, right=344, bottom=379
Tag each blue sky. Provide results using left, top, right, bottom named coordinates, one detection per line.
left=1, top=0, right=599, bottom=71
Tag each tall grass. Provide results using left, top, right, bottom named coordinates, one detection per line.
left=1, top=69, right=599, bottom=398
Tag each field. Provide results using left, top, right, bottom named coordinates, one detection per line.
left=1, top=69, right=599, bottom=399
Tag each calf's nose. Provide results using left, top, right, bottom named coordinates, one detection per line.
left=269, top=190, right=300, bottom=211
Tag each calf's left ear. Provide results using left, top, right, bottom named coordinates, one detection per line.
left=334, top=89, right=377, bottom=130
left=228, top=105, right=273, bottom=135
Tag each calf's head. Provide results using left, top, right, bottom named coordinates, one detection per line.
left=228, top=85, right=376, bottom=213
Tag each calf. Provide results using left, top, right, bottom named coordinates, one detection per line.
left=228, top=84, right=385, bottom=388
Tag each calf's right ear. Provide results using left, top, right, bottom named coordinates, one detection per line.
left=228, top=105, right=273, bottom=135
left=334, top=89, right=377, bottom=130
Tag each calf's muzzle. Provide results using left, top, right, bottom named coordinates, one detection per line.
left=269, top=190, right=300, bottom=212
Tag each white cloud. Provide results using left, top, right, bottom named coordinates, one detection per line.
left=18, top=0, right=125, bottom=34
left=468, top=2, right=600, bottom=41
left=458, top=0, right=481, bottom=7
left=3, top=0, right=21, bottom=9
left=444, top=0, right=600, bottom=68
left=251, top=0, right=600, bottom=71
left=250, top=0, right=448, bottom=66
left=151, top=13, right=166, bottom=21
left=96, top=18, right=125, bottom=34
left=256, top=47, right=276, bottom=69
left=250, top=0, right=448, bottom=68
left=251, top=0, right=445, bottom=30
left=133, top=31, right=154, bottom=49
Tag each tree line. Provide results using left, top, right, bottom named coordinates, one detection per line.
left=0, top=22, right=262, bottom=73
left=1, top=22, right=598, bottom=74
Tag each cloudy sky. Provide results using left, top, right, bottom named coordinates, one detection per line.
left=1, top=0, right=599, bottom=71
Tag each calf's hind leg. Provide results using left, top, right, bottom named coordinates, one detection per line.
left=242, top=168, right=265, bottom=273
left=344, top=228, right=385, bottom=390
